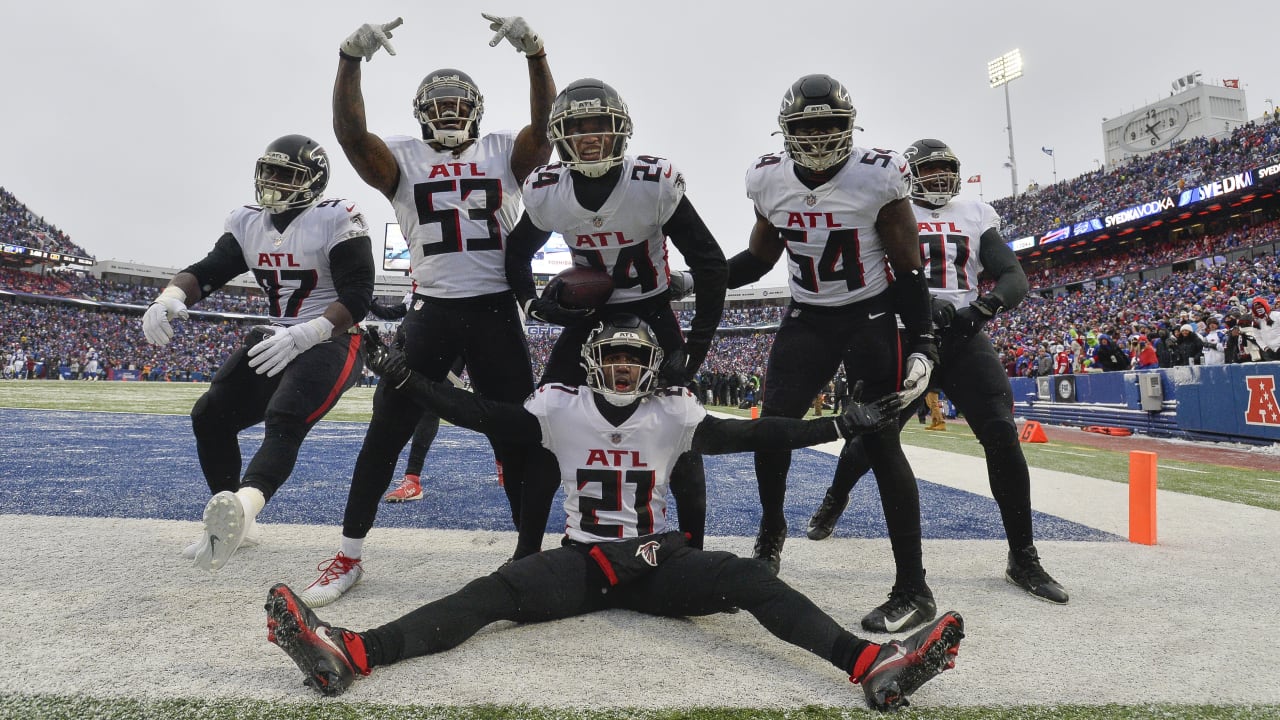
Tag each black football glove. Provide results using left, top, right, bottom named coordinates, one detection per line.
left=658, top=346, right=689, bottom=387
left=948, top=293, right=1002, bottom=342
left=362, top=328, right=411, bottom=388
left=930, top=296, right=956, bottom=332
left=523, top=278, right=596, bottom=326
left=834, top=380, right=899, bottom=438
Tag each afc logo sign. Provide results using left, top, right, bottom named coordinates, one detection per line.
left=1243, top=375, right=1280, bottom=427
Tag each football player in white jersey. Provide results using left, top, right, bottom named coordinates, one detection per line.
left=299, top=15, right=557, bottom=606
left=140, top=135, right=374, bottom=572
left=727, top=75, right=938, bottom=632
left=504, top=78, right=728, bottom=551
left=807, top=139, right=1068, bottom=606
left=264, top=316, right=965, bottom=712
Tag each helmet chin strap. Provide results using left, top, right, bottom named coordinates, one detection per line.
left=596, top=389, right=640, bottom=407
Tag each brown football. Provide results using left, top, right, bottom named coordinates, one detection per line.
left=552, top=265, right=615, bottom=309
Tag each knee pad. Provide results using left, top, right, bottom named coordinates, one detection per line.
left=977, top=417, right=1020, bottom=450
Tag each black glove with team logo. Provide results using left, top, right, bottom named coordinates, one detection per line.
left=522, top=278, right=596, bottom=326
left=834, top=380, right=899, bottom=438
left=362, top=328, right=411, bottom=388
left=948, top=293, right=1003, bottom=342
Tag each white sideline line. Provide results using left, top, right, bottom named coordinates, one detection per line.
left=1157, top=465, right=1210, bottom=474
left=1039, top=448, right=1094, bottom=457
left=1257, top=477, right=1280, bottom=484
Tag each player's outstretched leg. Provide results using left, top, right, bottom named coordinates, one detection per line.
left=853, top=611, right=964, bottom=711
left=266, top=584, right=370, bottom=696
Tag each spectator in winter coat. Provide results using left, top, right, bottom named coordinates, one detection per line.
left=1094, top=334, right=1130, bottom=372
left=1173, top=324, right=1205, bottom=366
left=1134, top=335, right=1160, bottom=370
left=1252, top=297, right=1280, bottom=359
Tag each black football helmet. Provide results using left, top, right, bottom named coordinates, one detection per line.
left=414, top=68, right=484, bottom=147
left=549, top=78, right=632, bottom=178
left=777, top=74, right=857, bottom=172
left=904, top=139, right=962, bottom=207
left=254, top=135, right=329, bottom=213
left=581, top=313, right=663, bottom=406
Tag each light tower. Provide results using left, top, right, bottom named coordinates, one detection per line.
left=988, top=49, right=1023, bottom=197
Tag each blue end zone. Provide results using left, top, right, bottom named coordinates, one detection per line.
left=0, top=409, right=1118, bottom=541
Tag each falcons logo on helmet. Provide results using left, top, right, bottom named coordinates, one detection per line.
left=636, top=540, right=661, bottom=567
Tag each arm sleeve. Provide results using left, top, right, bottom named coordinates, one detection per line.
left=328, top=236, right=375, bottom=321
left=690, top=414, right=839, bottom=455
left=398, top=373, right=543, bottom=445
left=504, top=213, right=554, bottom=306
left=662, top=196, right=727, bottom=374
left=182, top=232, right=250, bottom=299
left=977, top=227, right=1028, bottom=311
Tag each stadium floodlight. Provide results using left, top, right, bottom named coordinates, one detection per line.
left=988, top=49, right=1023, bottom=197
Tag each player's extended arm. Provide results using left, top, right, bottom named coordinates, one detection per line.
left=726, top=211, right=785, bottom=288
left=334, top=21, right=402, bottom=198
left=504, top=213, right=553, bottom=308
left=364, top=330, right=543, bottom=444
left=947, top=227, right=1028, bottom=341
left=500, top=15, right=554, bottom=184
left=691, top=384, right=897, bottom=454
left=661, top=196, right=727, bottom=377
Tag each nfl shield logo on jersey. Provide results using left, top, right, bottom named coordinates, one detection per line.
left=636, top=540, right=661, bottom=567
left=609, top=432, right=622, bottom=444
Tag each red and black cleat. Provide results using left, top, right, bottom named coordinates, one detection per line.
left=853, top=610, right=964, bottom=712
left=265, top=583, right=369, bottom=696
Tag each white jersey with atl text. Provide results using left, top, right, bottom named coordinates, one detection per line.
left=524, top=384, right=706, bottom=544
left=521, top=155, right=685, bottom=304
left=913, top=198, right=1000, bottom=310
left=745, top=148, right=911, bottom=307
left=386, top=132, right=522, bottom=298
left=226, top=199, right=368, bottom=324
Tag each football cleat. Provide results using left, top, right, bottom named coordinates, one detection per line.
left=925, top=422, right=947, bottom=431
left=182, top=517, right=261, bottom=559
left=806, top=488, right=850, bottom=541
left=861, top=587, right=937, bottom=634
left=853, top=610, right=964, bottom=711
left=266, top=583, right=369, bottom=696
left=751, top=524, right=786, bottom=575
left=193, top=491, right=250, bottom=571
left=383, top=474, right=423, bottom=502
left=1006, top=546, right=1069, bottom=604
left=297, top=553, right=364, bottom=608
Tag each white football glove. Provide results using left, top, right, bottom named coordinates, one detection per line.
left=482, top=13, right=543, bottom=55
left=142, top=286, right=189, bottom=346
left=896, top=353, right=935, bottom=409
left=246, top=317, right=334, bottom=377
left=340, top=18, right=403, bottom=61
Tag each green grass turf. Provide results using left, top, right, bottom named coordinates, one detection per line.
left=0, top=695, right=1277, bottom=720
left=2, top=380, right=1276, bottom=511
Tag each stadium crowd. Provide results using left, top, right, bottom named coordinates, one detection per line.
left=1, top=187, right=93, bottom=260
left=991, top=117, right=1280, bottom=240
left=5, top=117, right=1280, bottom=388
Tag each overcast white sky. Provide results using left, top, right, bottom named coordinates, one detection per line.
left=4, top=1, right=1277, bottom=287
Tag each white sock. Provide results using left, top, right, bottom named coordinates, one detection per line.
left=235, top=487, right=267, bottom=521
left=340, top=536, right=364, bottom=560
